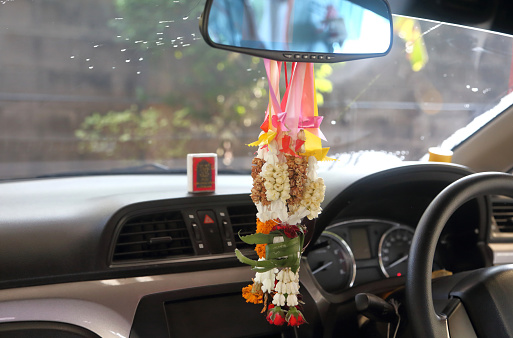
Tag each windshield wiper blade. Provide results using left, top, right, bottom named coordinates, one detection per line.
left=217, top=168, right=251, bottom=175
left=8, top=163, right=250, bottom=180
left=108, top=162, right=174, bottom=173
left=33, top=163, right=186, bottom=179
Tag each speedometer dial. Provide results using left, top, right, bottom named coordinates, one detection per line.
left=307, top=231, right=356, bottom=292
left=378, top=226, right=414, bottom=278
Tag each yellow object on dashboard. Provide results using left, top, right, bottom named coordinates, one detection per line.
left=428, top=147, right=453, bottom=163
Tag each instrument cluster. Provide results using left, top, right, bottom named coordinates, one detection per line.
left=306, top=219, right=420, bottom=291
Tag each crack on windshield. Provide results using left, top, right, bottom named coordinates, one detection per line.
left=344, top=20, right=443, bottom=111
left=343, top=73, right=382, bottom=113
left=419, top=22, right=443, bottom=39
left=182, top=0, right=203, bottom=19
left=341, top=20, right=442, bottom=113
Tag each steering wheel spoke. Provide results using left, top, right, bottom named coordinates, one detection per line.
left=441, top=298, right=477, bottom=338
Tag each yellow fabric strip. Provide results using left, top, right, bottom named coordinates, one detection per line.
left=247, top=130, right=277, bottom=147
left=300, top=147, right=335, bottom=161
left=304, top=130, right=321, bottom=152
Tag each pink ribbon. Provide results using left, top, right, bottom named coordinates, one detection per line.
left=263, top=59, right=288, bottom=133
left=259, top=59, right=328, bottom=153
left=283, top=63, right=306, bottom=137
left=272, top=111, right=288, bottom=133
left=298, top=116, right=323, bottom=129
left=300, top=63, right=327, bottom=142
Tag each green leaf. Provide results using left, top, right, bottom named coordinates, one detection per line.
left=235, top=249, right=278, bottom=273
left=238, top=231, right=275, bottom=245
left=265, top=236, right=301, bottom=260
left=279, top=255, right=300, bottom=272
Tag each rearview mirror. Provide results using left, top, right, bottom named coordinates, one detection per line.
left=200, top=0, right=393, bottom=63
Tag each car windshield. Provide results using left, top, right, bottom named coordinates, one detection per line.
left=0, top=1, right=512, bottom=180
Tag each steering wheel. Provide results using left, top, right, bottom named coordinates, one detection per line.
left=406, top=172, right=513, bottom=338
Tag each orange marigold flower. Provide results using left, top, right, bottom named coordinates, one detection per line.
left=242, top=284, right=263, bottom=304
left=255, top=244, right=267, bottom=259
left=256, top=218, right=279, bottom=234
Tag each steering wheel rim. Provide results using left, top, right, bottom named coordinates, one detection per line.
left=406, top=172, right=513, bottom=338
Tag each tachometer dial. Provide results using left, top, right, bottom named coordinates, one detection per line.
left=378, top=226, right=414, bottom=278
left=307, top=231, right=356, bottom=292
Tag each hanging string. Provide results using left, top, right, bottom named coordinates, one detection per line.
left=284, top=62, right=289, bottom=88
left=284, top=62, right=298, bottom=90
left=292, top=62, right=297, bottom=80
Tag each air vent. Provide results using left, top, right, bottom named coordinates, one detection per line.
left=112, top=210, right=194, bottom=263
left=491, top=196, right=513, bottom=233
left=227, top=204, right=257, bottom=250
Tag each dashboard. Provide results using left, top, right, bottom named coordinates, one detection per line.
left=0, top=161, right=507, bottom=337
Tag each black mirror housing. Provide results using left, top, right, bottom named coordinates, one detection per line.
left=200, top=0, right=393, bottom=63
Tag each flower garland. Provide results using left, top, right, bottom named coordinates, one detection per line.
left=235, top=60, right=332, bottom=327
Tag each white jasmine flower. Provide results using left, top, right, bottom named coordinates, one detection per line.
left=256, top=203, right=272, bottom=222
left=273, top=293, right=286, bottom=306
left=308, top=210, right=319, bottom=220
left=286, top=294, right=299, bottom=307
left=287, top=214, right=302, bottom=226
left=255, top=265, right=277, bottom=293
left=287, top=205, right=310, bottom=225
left=274, top=267, right=301, bottom=307
left=286, top=282, right=294, bottom=294
left=262, top=278, right=272, bottom=293
left=298, top=177, right=325, bottom=220
left=266, top=190, right=280, bottom=201
left=280, top=281, right=289, bottom=294
left=307, top=156, right=318, bottom=180
left=275, top=281, right=283, bottom=293
left=257, top=144, right=267, bottom=159
left=289, top=281, right=299, bottom=294
left=264, top=141, right=279, bottom=164
left=270, top=199, right=288, bottom=221
left=288, top=269, right=296, bottom=283
left=282, top=271, right=290, bottom=283
left=280, top=192, right=290, bottom=202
